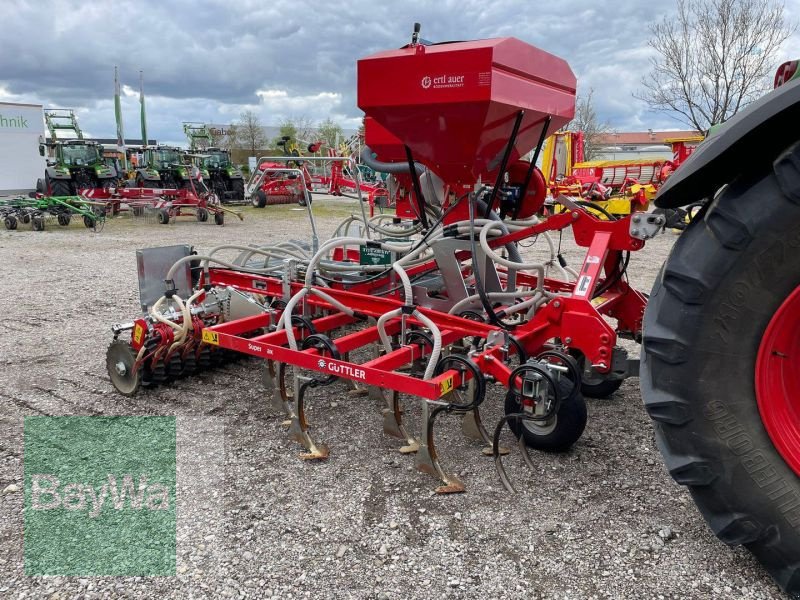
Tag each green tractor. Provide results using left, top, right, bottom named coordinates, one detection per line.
left=39, top=109, right=118, bottom=195
left=133, top=146, right=202, bottom=190
left=200, top=147, right=244, bottom=202
left=41, top=140, right=118, bottom=195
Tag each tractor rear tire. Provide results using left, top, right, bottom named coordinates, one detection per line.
left=505, top=377, right=586, bottom=452
left=231, top=179, right=245, bottom=201
left=641, top=141, right=800, bottom=594
left=253, top=190, right=267, bottom=208
left=50, top=179, right=72, bottom=197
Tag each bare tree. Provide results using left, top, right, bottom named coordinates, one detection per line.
left=566, top=89, right=610, bottom=161
left=237, top=110, right=268, bottom=154
left=636, top=0, right=794, bottom=131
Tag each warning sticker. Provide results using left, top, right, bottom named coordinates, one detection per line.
left=202, top=330, right=219, bottom=345
left=439, top=375, right=454, bottom=397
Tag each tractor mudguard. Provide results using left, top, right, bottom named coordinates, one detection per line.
left=656, top=77, right=800, bottom=208
left=45, top=166, right=71, bottom=180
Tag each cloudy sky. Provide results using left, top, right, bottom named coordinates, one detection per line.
left=2, top=0, right=800, bottom=145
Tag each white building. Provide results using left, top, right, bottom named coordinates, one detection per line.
left=0, top=101, right=46, bottom=195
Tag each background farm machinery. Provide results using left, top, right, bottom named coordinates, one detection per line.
left=39, top=109, right=119, bottom=196
left=247, top=136, right=391, bottom=210
left=84, top=185, right=243, bottom=225
left=1, top=194, right=107, bottom=231
left=184, top=122, right=246, bottom=203
left=541, top=129, right=702, bottom=219
left=108, top=28, right=663, bottom=496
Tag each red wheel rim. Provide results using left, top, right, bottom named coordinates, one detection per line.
left=756, top=285, right=800, bottom=477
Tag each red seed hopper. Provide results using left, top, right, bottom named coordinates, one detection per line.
left=357, top=37, right=577, bottom=186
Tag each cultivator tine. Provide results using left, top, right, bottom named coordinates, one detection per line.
left=461, top=407, right=509, bottom=456
left=372, top=387, right=419, bottom=451
left=287, top=375, right=329, bottom=460
left=415, top=403, right=465, bottom=494
left=262, top=360, right=292, bottom=416
left=493, top=414, right=536, bottom=494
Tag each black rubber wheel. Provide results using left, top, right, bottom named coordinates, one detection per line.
left=136, top=175, right=159, bottom=189
left=505, top=376, right=586, bottom=452
left=641, top=141, right=800, bottom=594
left=57, top=213, right=71, bottom=227
left=158, top=209, right=170, bottom=225
left=83, top=215, right=95, bottom=229
left=4, top=215, right=17, bottom=230
left=50, top=179, right=72, bottom=197
left=32, top=215, right=46, bottom=231
left=214, top=212, right=224, bottom=226
left=196, top=208, right=209, bottom=222
left=581, top=376, right=623, bottom=399
left=253, top=189, right=267, bottom=208
left=231, top=179, right=245, bottom=201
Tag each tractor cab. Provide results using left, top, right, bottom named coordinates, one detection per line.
left=58, top=141, right=103, bottom=167
left=202, top=148, right=232, bottom=170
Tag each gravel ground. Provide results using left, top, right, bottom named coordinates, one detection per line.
left=0, top=198, right=787, bottom=599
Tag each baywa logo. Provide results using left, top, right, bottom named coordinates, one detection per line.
left=421, top=76, right=432, bottom=89
left=30, top=473, right=170, bottom=517
left=24, top=416, right=176, bottom=576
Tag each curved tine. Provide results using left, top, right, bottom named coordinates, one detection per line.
left=288, top=380, right=329, bottom=460
left=415, top=403, right=464, bottom=494
left=518, top=431, right=536, bottom=472
left=493, top=414, right=519, bottom=494
left=263, top=360, right=291, bottom=416
left=393, top=391, right=419, bottom=453
left=374, top=387, right=416, bottom=449
left=461, top=378, right=491, bottom=445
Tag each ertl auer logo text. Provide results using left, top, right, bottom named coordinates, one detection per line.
left=421, top=74, right=465, bottom=89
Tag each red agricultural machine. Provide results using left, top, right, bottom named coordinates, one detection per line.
left=542, top=130, right=702, bottom=218
left=105, top=26, right=800, bottom=593
left=84, top=185, right=242, bottom=225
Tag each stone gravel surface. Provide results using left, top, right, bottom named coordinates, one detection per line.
left=0, top=198, right=787, bottom=598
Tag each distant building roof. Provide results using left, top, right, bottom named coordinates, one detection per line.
left=596, top=130, right=701, bottom=146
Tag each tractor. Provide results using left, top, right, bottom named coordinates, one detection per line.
left=39, top=109, right=117, bottom=195
left=41, top=139, right=118, bottom=196
left=641, top=58, right=800, bottom=594
left=133, top=146, right=202, bottom=190
left=200, top=147, right=245, bottom=202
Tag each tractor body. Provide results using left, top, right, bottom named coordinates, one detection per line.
left=134, top=146, right=202, bottom=190
left=44, top=140, right=117, bottom=195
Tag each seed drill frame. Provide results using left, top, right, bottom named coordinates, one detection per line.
left=108, top=30, right=663, bottom=492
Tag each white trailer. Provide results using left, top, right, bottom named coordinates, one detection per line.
left=0, top=102, right=45, bottom=195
